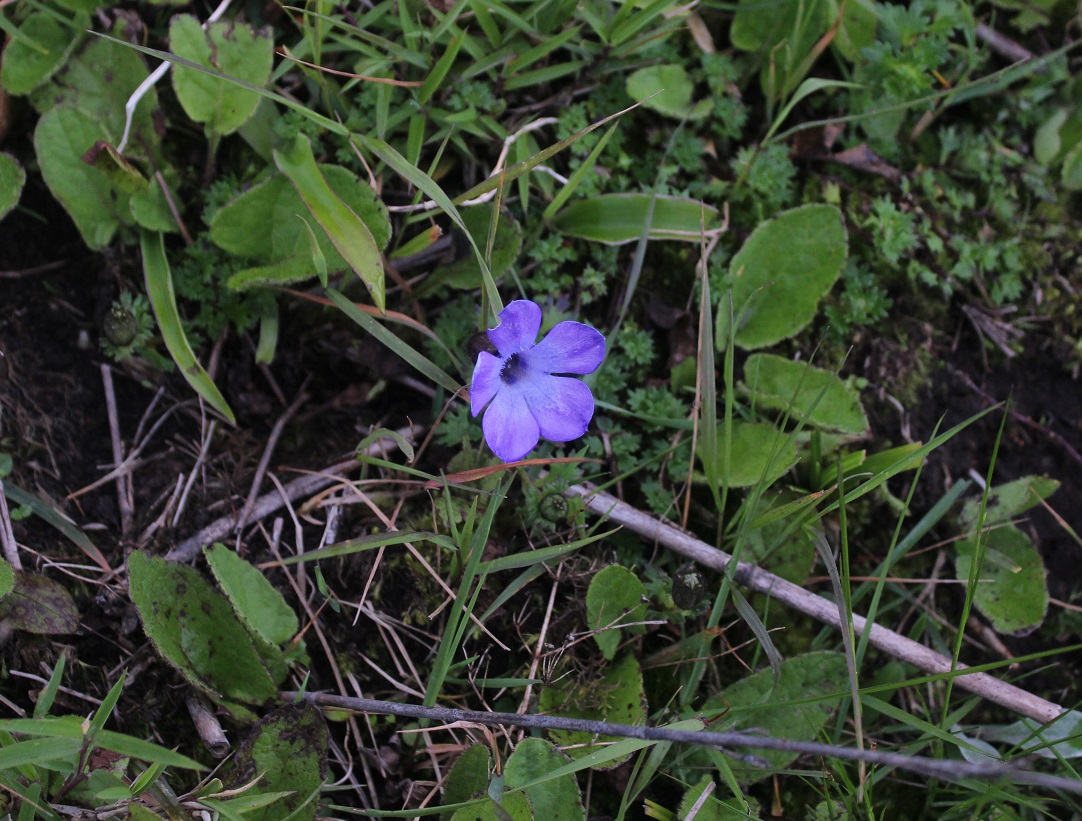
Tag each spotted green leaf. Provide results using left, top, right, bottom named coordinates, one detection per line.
left=956, top=525, right=1048, bottom=636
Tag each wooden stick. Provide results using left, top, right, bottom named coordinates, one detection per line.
left=565, top=483, right=1065, bottom=724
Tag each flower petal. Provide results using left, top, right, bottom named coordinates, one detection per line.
left=470, top=351, right=503, bottom=416
left=487, top=300, right=542, bottom=357
left=525, top=321, right=606, bottom=375
left=520, top=374, right=595, bottom=442
left=482, top=386, right=540, bottom=462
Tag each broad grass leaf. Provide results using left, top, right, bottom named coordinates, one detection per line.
left=441, top=744, right=491, bottom=821
left=696, top=422, right=798, bottom=489
left=0, top=737, right=82, bottom=771
left=553, top=194, right=720, bottom=245
left=228, top=702, right=328, bottom=821
left=742, top=353, right=869, bottom=434
left=0, top=13, right=82, bottom=95
left=586, top=565, right=647, bottom=661
left=127, top=551, right=277, bottom=704
left=0, top=153, right=26, bottom=222
left=539, top=654, right=646, bottom=767
left=717, top=205, right=846, bottom=350
left=626, top=64, right=712, bottom=120
left=274, top=134, right=386, bottom=310
left=204, top=543, right=298, bottom=646
left=169, top=16, right=273, bottom=135
left=0, top=571, right=79, bottom=634
left=141, top=231, right=236, bottom=424
left=958, top=475, right=1059, bottom=531
left=504, top=738, right=585, bottom=821
left=955, top=525, right=1048, bottom=636
left=704, top=651, right=848, bottom=783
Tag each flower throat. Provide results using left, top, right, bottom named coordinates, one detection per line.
left=500, top=353, right=528, bottom=385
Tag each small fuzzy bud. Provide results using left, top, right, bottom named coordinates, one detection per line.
left=467, top=330, right=498, bottom=362
left=672, top=563, right=707, bottom=610
left=103, top=307, right=138, bottom=347
left=538, top=492, right=570, bottom=524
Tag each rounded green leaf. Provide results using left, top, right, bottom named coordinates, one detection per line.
left=504, top=738, right=585, bottom=821
left=441, top=744, right=491, bottom=820
left=169, top=15, right=273, bottom=135
left=955, top=525, right=1048, bottom=636
left=717, top=204, right=847, bottom=349
left=553, top=194, right=720, bottom=245
left=743, top=353, right=868, bottom=434
left=0, top=571, right=79, bottom=634
left=228, top=702, right=328, bottom=821
left=0, top=153, right=26, bottom=223
left=958, top=476, right=1060, bottom=530
left=204, top=543, right=298, bottom=646
left=698, top=422, right=798, bottom=489
left=449, top=794, right=532, bottom=821
left=0, top=14, right=82, bottom=95
left=626, top=64, right=712, bottom=121
left=127, top=551, right=277, bottom=704
left=539, top=654, right=646, bottom=766
left=586, top=565, right=647, bottom=661
left=704, top=651, right=848, bottom=783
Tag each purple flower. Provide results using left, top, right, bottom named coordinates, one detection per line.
left=470, top=300, right=605, bottom=462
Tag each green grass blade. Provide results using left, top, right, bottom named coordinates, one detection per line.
left=325, top=288, right=462, bottom=393
left=2, top=481, right=110, bottom=572
left=141, top=230, right=236, bottom=424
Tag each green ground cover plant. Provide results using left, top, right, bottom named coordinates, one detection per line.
left=2, top=0, right=1082, bottom=818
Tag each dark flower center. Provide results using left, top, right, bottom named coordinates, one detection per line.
left=500, top=352, right=528, bottom=385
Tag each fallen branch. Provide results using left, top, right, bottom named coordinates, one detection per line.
left=287, top=691, right=1082, bottom=795
left=565, top=483, right=1065, bottom=725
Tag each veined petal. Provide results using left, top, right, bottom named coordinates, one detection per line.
left=521, top=374, right=595, bottom=442
left=482, top=386, right=540, bottom=462
left=470, top=351, right=503, bottom=416
left=526, top=321, right=606, bottom=375
left=488, top=300, right=542, bottom=357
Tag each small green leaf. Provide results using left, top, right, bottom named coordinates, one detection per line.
left=626, top=64, right=712, bottom=120
left=1062, top=139, right=1082, bottom=190
left=704, top=651, right=848, bottom=783
left=441, top=744, right=491, bottom=821
left=204, top=543, right=298, bottom=646
left=83, top=141, right=149, bottom=194
left=127, top=551, right=277, bottom=704
left=553, top=194, right=720, bottom=245
left=539, top=655, right=646, bottom=767
left=274, top=134, right=385, bottom=310
left=0, top=14, right=82, bottom=94
left=141, top=231, right=236, bottom=424
left=169, top=15, right=273, bottom=135
left=743, top=354, right=868, bottom=434
left=504, top=738, right=585, bottom=821
left=130, top=176, right=179, bottom=233
left=0, top=153, right=26, bottom=222
left=586, top=565, right=647, bottom=661
left=449, top=795, right=532, bottom=821
left=717, top=204, right=847, bottom=350
left=698, top=422, right=798, bottom=489
left=0, top=560, right=14, bottom=600
left=422, top=206, right=522, bottom=292
left=227, top=702, right=328, bottom=821
left=956, top=526, right=1048, bottom=636
left=0, top=572, right=79, bottom=634
left=959, top=476, right=1060, bottom=531
left=677, top=777, right=760, bottom=821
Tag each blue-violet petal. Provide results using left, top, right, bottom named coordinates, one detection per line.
left=487, top=300, right=541, bottom=357
left=469, top=351, right=503, bottom=416
left=526, top=321, right=606, bottom=375
left=521, top=375, right=595, bottom=442
left=482, top=387, right=541, bottom=462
